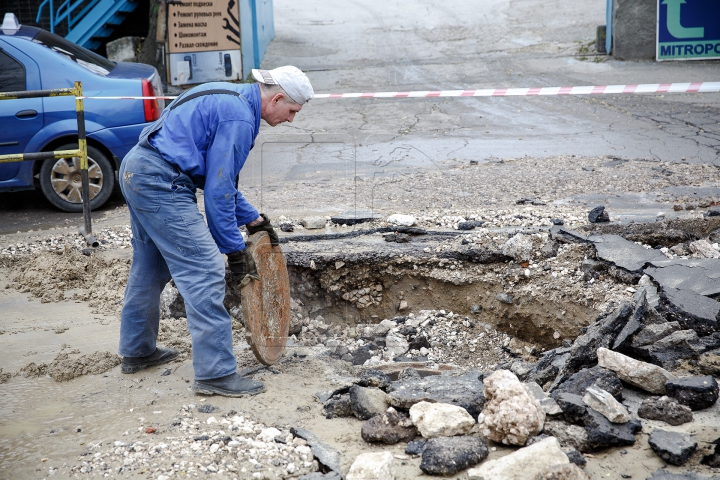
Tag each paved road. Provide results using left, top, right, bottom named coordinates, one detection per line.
left=2, top=0, right=718, bottom=232
left=251, top=0, right=719, bottom=180
left=0, top=188, right=126, bottom=235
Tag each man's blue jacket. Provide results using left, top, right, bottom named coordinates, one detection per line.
left=138, top=82, right=261, bottom=254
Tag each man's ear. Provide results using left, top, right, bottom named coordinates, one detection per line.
left=272, top=93, right=285, bottom=105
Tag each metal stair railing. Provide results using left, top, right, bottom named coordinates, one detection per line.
left=36, top=0, right=130, bottom=49
left=36, top=0, right=101, bottom=34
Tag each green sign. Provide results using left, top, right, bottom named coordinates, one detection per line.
left=657, top=0, right=720, bottom=60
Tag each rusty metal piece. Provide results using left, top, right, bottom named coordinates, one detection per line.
left=240, top=232, right=291, bottom=365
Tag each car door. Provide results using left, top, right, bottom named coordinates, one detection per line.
left=0, top=44, right=43, bottom=182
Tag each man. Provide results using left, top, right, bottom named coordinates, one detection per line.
left=117, top=66, right=313, bottom=397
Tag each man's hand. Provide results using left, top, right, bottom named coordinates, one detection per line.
left=227, top=249, right=260, bottom=289
left=246, top=213, right=279, bottom=246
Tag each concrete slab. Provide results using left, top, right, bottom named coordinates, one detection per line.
left=589, top=234, right=667, bottom=272
left=645, top=259, right=720, bottom=298
left=612, top=0, right=656, bottom=60
left=331, top=210, right=383, bottom=226
left=659, top=287, right=720, bottom=335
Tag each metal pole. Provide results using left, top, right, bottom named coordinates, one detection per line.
left=0, top=149, right=81, bottom=164
left=74, top=81, right=98, bottom=248
left=0, top=83, right=97, bottom=246
left=0, top=87, right=74, bottom=101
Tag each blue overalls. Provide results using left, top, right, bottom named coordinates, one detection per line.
left=118, top=83, right=261, bottom=380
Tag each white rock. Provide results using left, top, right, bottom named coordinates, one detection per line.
left=409, top=401, right=475, bottom=438
left=295, top=445, right=312, bottom=455
left=347, top=451, right=395, bottom=480
left=106, top=36, right=142, bottom=62
left=385, top=335, right=410, bottom=357
left=373, top=319, right=397, bottom=336
left=467, top=437, right=568, bottom=480
left=656, top=329, right=698, bottom=349
left=405, top=314, right=424, bottom=328
left=387, top=214, right=417, bottom=227
left=160, top=282, right=183, bottom=318
left=534, top=463, right=591, bottom=480
left=583, top=386, right=631, bottom=423
left=258, top=427, right=281, bottom=442
left=351, top=386, right=390, bottom=419
left=301, top=217, right=326, bottom=229
left=597, top=347, right=674, bottom=394
left=501, top=233, right=535, bottom=262
left=479, top=370, right=545, bottom=445
left=526, top=382, right=563, bottom=416
left=690, top=239, right=720, bottom=259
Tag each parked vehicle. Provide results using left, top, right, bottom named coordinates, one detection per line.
left=0, top=13, right=164, bottom=212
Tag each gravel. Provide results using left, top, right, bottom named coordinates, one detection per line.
left=54, top=405, right=320, bottom=479
left=1, top=226, right=132, bottom=256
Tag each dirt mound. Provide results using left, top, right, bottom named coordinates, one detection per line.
left=157, top=318, right=193, bottom=359
left=156, top=316, right=248, bottom=361
left=8, top=245, right=130, bottom=315
left=20, top=349, right=120, bottom=382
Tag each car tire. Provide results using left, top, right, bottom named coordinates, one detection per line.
left=39, top=144, right=115, bottom=213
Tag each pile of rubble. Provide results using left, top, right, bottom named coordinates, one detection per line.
left=278, top=208, right=587, bottom=233
left=313, top=292, right=720, bottom=478
left=57, top=405, right=324, bottom=479
left=312, top=222, right=720, bottom=479
left=5, top=244, right=130, bottom=313
left=0, top=226, right=132, bottom=257
left=321, top=311, right=517, bottom=369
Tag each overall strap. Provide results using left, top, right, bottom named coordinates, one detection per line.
left=169, top=89, right=242, bottom=110
left=137, top=88, right=247, bottom=152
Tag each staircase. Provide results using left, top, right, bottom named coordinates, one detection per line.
left=36, top=0, right=139, bottom=51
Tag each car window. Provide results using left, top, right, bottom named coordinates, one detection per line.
left=31, top=30, right=115, bottom=76
left=0, top=50, right=25, bottom=92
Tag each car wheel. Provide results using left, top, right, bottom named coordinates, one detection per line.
left=39, top=144, right=115, bottom=213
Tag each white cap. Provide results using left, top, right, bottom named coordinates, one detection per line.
left=252, top=66, right=314, bottom=104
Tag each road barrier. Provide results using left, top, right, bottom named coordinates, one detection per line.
left=74, top=81, right=720, bottom=101
left=0, top=81, right=98, bottom=248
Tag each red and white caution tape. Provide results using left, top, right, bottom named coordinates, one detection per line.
left=79, top=81, right=720, bottom=100
left=80, top=96, right=178, bottom=100
left=313, top=81, right=720, bottom=98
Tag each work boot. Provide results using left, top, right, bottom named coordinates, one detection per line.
left=121, top=347, right=179, bottom=374
left=193, top=373, right=266, bottom=397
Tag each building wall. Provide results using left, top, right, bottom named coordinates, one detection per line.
left=6, top=0, right=57, bottom=33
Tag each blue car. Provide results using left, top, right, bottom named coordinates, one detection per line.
left=0, top=13, right=164, bottom=212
